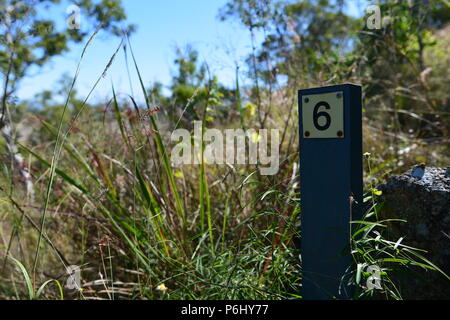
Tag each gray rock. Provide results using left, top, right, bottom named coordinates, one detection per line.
left=378, top=166, right=450, bottom=299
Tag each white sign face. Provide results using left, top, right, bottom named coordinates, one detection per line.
left=302, top=91, right=344, bottom=139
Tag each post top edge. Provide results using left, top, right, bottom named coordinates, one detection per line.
left=298, top=83, right=361, bottom=95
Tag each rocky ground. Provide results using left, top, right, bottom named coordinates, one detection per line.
left=379, top=166, right=450, bottom=299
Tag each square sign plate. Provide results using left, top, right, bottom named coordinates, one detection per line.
left=302, top=91, right=344, bottom=139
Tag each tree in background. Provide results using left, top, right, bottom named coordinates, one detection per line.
left=358, top=0, right=450, bottom=139
left=0, top=0, right=133, bottom=199
left=149, top=45, right=234, bottom=130
left=0, top=0, right=134, bottom=121
left=221, top=0, right=450, bottom=165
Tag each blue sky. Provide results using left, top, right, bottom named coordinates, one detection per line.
left=17, top=0, right=365, bottom=103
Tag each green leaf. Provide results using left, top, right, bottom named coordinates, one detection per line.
left=10, top=257, right=34, bottom=300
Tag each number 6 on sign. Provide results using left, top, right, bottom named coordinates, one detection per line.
left=302, top=91, right=344, bottom=138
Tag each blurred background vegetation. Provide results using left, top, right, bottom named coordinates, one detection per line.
left=0, top=0, right=449, bottom=299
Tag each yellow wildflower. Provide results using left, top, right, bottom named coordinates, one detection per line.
left=156, top=283, right=168, bottom=292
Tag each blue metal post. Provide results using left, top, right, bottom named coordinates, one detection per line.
left=298, top=84, right=363, bottom=300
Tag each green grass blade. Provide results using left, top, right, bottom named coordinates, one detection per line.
left=112, top=84, right=130, bottom=148
left=126, top=36, right=186, bottom=232
left=36, top=279, right=64, bottom=300
left=18, top=143, right=87, bottom=194
left=10, top=257, right=34, bottom=300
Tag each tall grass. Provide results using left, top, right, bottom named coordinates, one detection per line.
left=0, top=32, right=300, bottom=299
